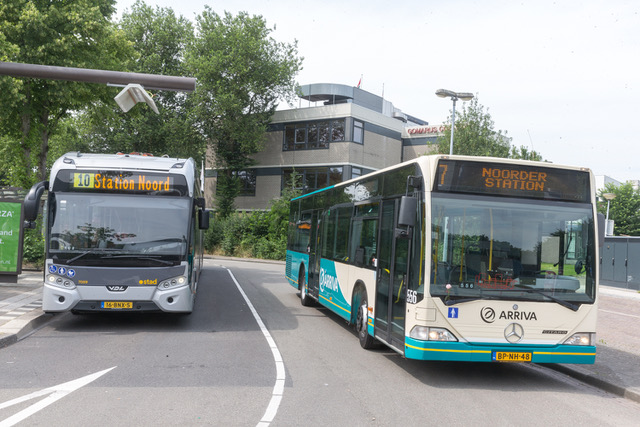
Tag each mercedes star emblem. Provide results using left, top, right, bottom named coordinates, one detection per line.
left=504, top=323, right=525, bottom=343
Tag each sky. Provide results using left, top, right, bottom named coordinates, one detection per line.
left=116, top=0, right=640, bottom=182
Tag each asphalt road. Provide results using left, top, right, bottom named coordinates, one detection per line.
left=1, top=258, right=639, bottom=426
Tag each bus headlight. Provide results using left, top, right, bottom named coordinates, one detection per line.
left=158, top=276, right=188, bottom=290
left=46, top=274, right=76, bottom=289
left=410, top=326, right=458, bottom=342
left=563, top=332, right=595, bottom=346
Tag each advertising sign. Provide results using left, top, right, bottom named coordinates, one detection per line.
left=0, top=200, right=24, bottom=280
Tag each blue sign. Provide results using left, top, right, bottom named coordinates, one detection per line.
left=448, top=307, right=459, bottom=319
left=67, top=269, right=75, bottom=278
left=48, top=265, right=57, bottom=274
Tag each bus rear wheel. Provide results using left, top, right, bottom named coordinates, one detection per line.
left=355, top=290, right=375, bottom=349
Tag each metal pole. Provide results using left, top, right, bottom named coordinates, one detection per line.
left=449, top=97, right=457, bottom=155
left=0, top=61, right=196, bottom=92
left=605, top=200, right=612, bottom=237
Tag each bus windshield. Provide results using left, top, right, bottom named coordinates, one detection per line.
left=430, top=193, right=596, bottom=307
left=48, top=193, right=190, bottom=266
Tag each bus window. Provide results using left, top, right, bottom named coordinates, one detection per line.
left=321, top=205, right=351, bottom=262
left=349, top=203, right=379, bottom=267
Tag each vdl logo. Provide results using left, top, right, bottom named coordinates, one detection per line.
left=481, top=307, right=496, bottom=323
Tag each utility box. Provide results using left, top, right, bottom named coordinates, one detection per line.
left=600, top=236, right=640, bottom=290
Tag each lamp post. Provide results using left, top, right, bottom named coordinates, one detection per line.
left=602, top=193, right=616, bottom=236
left=435, top=89, right=474, bottom=155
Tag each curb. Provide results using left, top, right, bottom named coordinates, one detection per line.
left=0, top=310, right=54, bottom=349
left=207, top=255, right=285, bottom=266
left=546, top=363, right=640, bottom=404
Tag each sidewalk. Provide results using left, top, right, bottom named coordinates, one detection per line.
left=1, top=270, right=639, bottom=403
left=0, top=270, right=53, bottom=348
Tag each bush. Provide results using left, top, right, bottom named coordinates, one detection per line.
left=204, top=178, right=299, bottom=260
left=205, top=205, right=291, bottom=260
left=23, top=226, right=45, bottom=268
left=204, top=217, right=224, bottom=252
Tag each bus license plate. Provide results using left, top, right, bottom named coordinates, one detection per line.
left=101, top=301, right=133, bottom=309
left=493, top=351, right=532, bottom=362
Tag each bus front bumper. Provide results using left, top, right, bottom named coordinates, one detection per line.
left=404, top=337, right=596, bottom=364
left=42, top=283, right=194, bottom=313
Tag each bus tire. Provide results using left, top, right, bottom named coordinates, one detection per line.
left=299, top=267, right=313, bottom=307
left=354, top=289, right=375, bottom=349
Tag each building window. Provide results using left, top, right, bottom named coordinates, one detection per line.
left=283, top=167, right=343, bottom=193
left=216, top=170, right=256, bottom=196
left=331, top=120, right=345, bottom=142
left=351, top=167, right=362, bottom=179
left=283, top=119, right=345, bottom=151
left=353, top=120, right=364, bottom=144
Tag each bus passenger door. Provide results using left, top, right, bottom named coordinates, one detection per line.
left=375, top=199, right=408, bottom=352
left=306, top=210, right=321, bottom=298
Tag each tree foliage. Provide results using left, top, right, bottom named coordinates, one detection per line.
left=204, top=173, right=301, bottom=259
left=188, top=7, right=302, bottom=217
left=436, top=96, right=543, bottom=161
left=598, top=182, right=640, bottom=236
left=0, top=0, right=134, bottom=187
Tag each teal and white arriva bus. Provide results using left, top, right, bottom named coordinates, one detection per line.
left=24, top=152, right=209, bottom=314
left=286, top=155, right=604, bottom=363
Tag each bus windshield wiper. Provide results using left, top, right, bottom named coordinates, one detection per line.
left=64, top=249, right=122, bottom=265
left=66, top=250, right=92, bottom=265
left=445, top=297, right=483, bottom=306
left=512, top=284, right=579, bottom=311
left=444, top=294, right=500, bottom=306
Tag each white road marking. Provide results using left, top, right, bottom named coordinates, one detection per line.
left=226, top=269, right=285, bottom=427
left=599, top=308, right=640, bottom=319
left=0, top=366, right=116, bottom=427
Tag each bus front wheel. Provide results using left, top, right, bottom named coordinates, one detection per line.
left=354, top=289, right=375, bottom=349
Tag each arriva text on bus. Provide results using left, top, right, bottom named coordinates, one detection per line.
left=319, top=268, right=340, bottom=293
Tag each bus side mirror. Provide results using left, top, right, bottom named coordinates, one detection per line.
left=597, top=213, right=605, bottom=247
left=23, top=180, right=48, bottom=228
left=199, top=209, right=210, bottom=230
left=398, top=196, right=417, bottom=228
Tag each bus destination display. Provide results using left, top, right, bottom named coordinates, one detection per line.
left=51, top=170, right=188, bottom=196
left=435, top=159, right=590, bottom=202
left=73, top=172, right=173, bottom=192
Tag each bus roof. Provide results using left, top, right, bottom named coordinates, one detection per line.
left=51, top=152, right=193, bottom=171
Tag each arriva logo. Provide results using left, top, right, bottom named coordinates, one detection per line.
left=319, top=268, right=339, bottom=293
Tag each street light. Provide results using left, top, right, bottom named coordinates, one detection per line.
left=602, top=193, right=616, bottom=236
left=436, top=89, right=474, bottom=155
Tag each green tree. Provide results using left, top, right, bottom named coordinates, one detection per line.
left=598, top=182, right=640, bottom=236
left=509, top=145, right=543, bottom=161
left=437, top=96, right=544, bottom=161
left=0, top=0, right=134, bottom=187
left=78, top=1, right=205, bottom=160
left=188, top=8, right=302, bottom=217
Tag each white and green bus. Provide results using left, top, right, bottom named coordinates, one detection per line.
left=24, top=152, right=209, bottom=314
left=286, top=155, right=603, bottom=363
